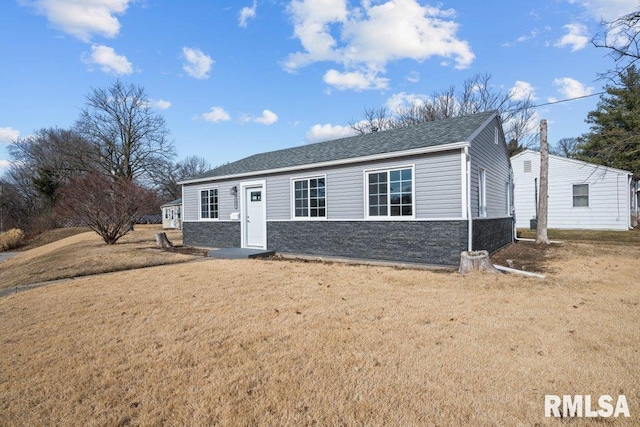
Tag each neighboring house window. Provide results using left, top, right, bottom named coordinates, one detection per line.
left=572, top=184, right=589, bottom=207
left=524, top=160, right=531, bottom=173
left=294, top=177, right=326, bottom=217
left=367, top=167, right=413, bottom=217
left=478, top=168, right=487, bottom=217
left=494, top=127, right=499, bottom=144
left=200, top=188, right=218, bottom=219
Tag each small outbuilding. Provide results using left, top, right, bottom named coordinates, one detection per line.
left=511, top=149, right=637, bottom=230
left=161, top=198, right=182, bottom=229
left=179, top=111, right=515, bottom=266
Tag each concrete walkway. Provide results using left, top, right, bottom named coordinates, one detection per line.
left=208, top=248, right=275, bottom=259
left=0, top=252, right=19, bottom=264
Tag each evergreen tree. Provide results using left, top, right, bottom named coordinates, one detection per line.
left=579, top=66, right=640, bottom=176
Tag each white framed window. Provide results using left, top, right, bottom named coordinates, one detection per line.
left=293, top=176, right=326, bottom=218
left=200, top=188, right=219, bottom=219
left=366, top=166, right=414, bottom=218
left=524, top=160, right=532, bottom=173
left=478, top=168, right=487, bottom=217
left=572, top=184, right=589, bottom=207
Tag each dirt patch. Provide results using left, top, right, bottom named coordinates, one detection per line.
left=490, top=240, right=558, bottom=273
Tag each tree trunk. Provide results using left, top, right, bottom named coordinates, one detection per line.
left=459, top=250, right=500, bottom=274
left=155, top=232, right=173, bottom=249
left=536, top=119, right=551, bottom=244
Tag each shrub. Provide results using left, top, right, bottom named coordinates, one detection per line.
left=0, top=229, right=25, bottom=251
left=56, top=173, right=159, bottom=244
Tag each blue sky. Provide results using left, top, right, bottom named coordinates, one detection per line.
left=0, top=0, right=637, bottom=174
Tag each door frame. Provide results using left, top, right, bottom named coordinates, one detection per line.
left=240, top=180, right=267, bottom=249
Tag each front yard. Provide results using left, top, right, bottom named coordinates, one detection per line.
left=0, top=229, right=638, bottom=425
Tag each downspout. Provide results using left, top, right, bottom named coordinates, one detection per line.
left=465, top=147, right=473, bottom=251
left=627, top=174, right=635, bottom=230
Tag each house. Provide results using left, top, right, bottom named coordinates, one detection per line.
left=161, top=198, right=182, bottom=229
left=511, top=149, right=637, bottom=230
left=179, top=111, right=514, bottom=266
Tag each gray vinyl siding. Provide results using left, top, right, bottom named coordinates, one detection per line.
left=266, top=151, right=463, bottom=220
left=184, top=150, right=463, bottom=222
left=182, top=179, right=242, bottom=222
left=469, top=117, right=512, bottom=219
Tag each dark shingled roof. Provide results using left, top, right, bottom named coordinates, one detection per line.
left=187, top=110, right=497, bottom=181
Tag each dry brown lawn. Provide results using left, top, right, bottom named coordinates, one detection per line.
left=0, top=232, right=638, bottom=425
left=0, top=225, right=198, bottom=290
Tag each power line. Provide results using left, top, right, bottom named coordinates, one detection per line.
left=506, top=91, right=606, bottom=113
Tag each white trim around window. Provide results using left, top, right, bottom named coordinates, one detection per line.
left=364, top=164, right=416, bottom=220
left=198, top=186, right=219, bottom=220
left=572, top=183, right=590, bottom=208
left=290, top=174, right=327, bottom=220
left=478, top=167, right=487, bottom=218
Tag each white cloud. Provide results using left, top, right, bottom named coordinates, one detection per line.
left=0, top=127, right=20, bottom=143
left=239, top=1, right=257, bottom=28
left=552, top=77, right=594, bottom=99
left=151, top=99, right=171, bottom=110
left=502, top=29, right=540, bottom=47
left=306, top=123, right=356, bottom=143
left=22, top=0, right=132, bottom=42
left=285, top=0, right=474, bottom=91
left=201, top=106, right=230, bottom=123
left=406, top=71, right=420, bottom=83
left=577, top=0, right=637, bottom=21
left=84, top=44, right=133, bottom=75
left=253, top=110, right=278, bottom=125
left=323, top=69, right=389, bottom=91
left=509, top=81, right=537, bottom=101
left=182, top=47, right=214, bottom=79
left=555, top=23, right=589, bottom=51
left=385, top=92, right=428, bottom=113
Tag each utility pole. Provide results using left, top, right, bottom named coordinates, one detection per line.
left=0, top=184, right=3, bottom=232
left=536, top=119, right=550, bottom=244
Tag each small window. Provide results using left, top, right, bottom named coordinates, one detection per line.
left=573, top=184, right=589, bottom=207
left=524, top=160, right=531, bottom=173
left=294, top=177, right=326, bottom=218
left=251, top=191, right=261, bottom=202
left=367, top=167, right=413, bottom=217
left=494, top=127, right=499, bottom=144
left=200, top=188, right=218, bottom=219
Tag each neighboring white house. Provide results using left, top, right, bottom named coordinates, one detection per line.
left=161, top=198, right=182, bottom=229
left=511, top=149, right=637, bottom=230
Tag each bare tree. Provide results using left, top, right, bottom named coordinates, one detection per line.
left=350, top=73, right=536, bottom=148
left=9, top=128, right=95, bottom=204
left=56, top=173, right=159, bottom=244
left=551, top=137, right=580, bottom=158
left=150, top=155, right=212, bottom=201
left=592, top=10, right=640, bottom=73
left=74, top=80, right=175, bottom=183
left=349, top=106, right=394, bottom=134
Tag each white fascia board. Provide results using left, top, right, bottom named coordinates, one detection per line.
left=465, top=111, right=498, bottom=142
left=178, top=141, right=470, bottom=185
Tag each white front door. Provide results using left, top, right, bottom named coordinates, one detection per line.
left=244, top=185, right=265, bottom=248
